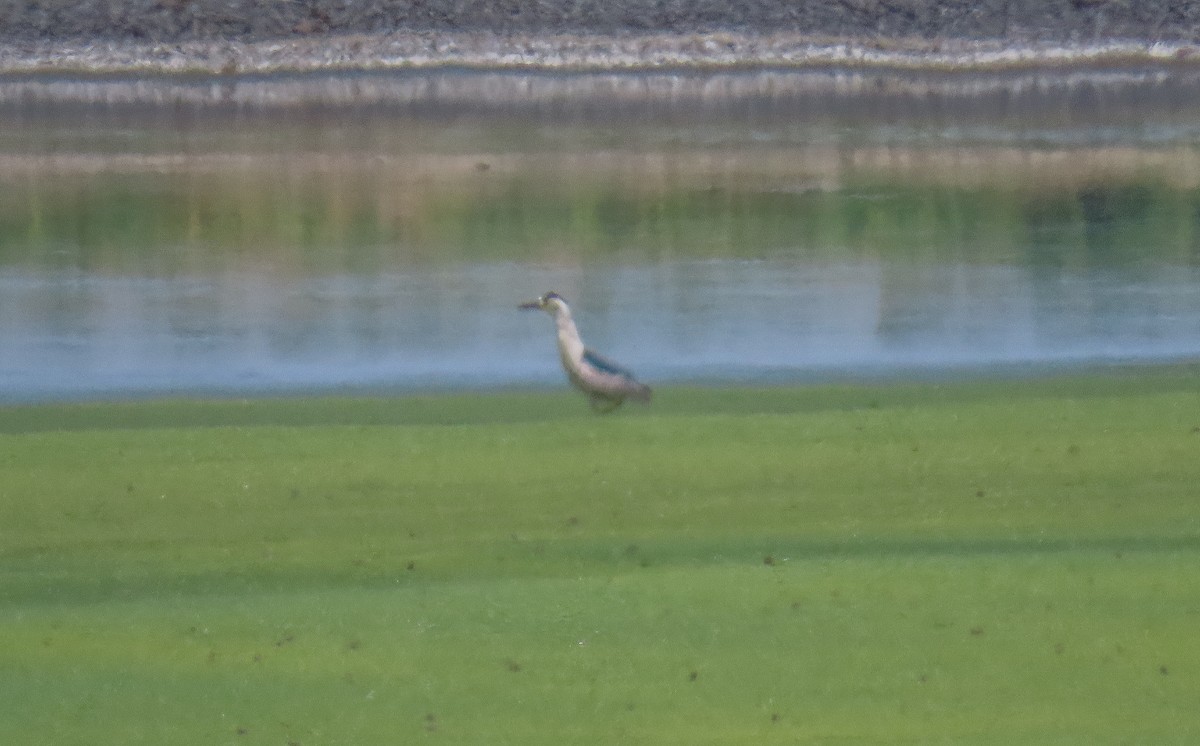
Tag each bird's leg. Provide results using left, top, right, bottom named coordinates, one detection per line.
left=588, top=394, right=624, bottom=414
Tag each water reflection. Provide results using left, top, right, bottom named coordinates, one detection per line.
left=3, top=256, right=1198, bottom=401
left=2, top=68, right=1200, bottom=401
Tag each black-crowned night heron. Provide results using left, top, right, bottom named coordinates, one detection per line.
left=520, top=291, right=651, bottom=413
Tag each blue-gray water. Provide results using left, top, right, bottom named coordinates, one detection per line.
left=2, top=69, right=1200, bottom=402
left=3, top=259, right=1198, bottom=401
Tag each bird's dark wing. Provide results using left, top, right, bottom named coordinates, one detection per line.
left=581, top=347, right=651, bottom=405
left=582, top=348, right=639, bottom=381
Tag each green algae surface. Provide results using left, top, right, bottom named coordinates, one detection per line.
left=2, top=371, right=1199, bottom=743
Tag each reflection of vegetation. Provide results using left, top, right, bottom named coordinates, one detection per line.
left=3, top=371, right=1199, bottom=743
left=1, top=161, right=1197, bottom=272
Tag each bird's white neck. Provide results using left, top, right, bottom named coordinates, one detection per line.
left=552, top=304, right=585, bottom=364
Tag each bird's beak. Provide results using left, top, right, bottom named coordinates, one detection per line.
left=518, top=299, right=542, bottom=310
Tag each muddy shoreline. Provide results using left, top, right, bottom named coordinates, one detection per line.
left=2, top=32, right=1198, bottom=77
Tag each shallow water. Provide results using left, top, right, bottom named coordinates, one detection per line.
left=2, top=68, right=1200, bottom=401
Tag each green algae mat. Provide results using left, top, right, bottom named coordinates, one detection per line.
left=2, top=371, right=1199, bottom=744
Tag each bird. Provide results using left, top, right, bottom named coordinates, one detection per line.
left=519, top=291, right=651, bottom=413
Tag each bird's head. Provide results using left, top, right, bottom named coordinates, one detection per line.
left=519, top=291, right=568, bottom=315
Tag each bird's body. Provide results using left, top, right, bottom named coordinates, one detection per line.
left=520, top=291, right=651, bottom=412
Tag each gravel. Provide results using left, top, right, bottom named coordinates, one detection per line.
left=1, top=0, right=1198, bottom=73
left=3, top=0, right=1200, bottom=44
